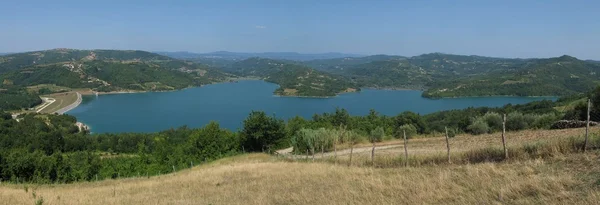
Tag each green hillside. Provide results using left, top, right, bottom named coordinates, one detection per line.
left=305, top=53, right=600, bottom=98
left=423, top=55, right=600, bottom=98
left=0, top=87, right=42, bottom=110
left=228, top=58, right=359, bottom=97
left=0, top=49, right=230, bottom=92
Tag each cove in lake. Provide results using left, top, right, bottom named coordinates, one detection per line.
left=67, top=80, right=556, bottom=133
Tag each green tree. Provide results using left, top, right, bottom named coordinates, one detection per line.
left=240, top=111, right=286, bottom=152
left=482, top=112, right=503, bottom=132
left=395, top=124, right=417, bottom=139
left=369, top=127, right=385, bottom=143
left=394, top=111, right=427, bottom=133
left=467, top=118, right=490, bottom=135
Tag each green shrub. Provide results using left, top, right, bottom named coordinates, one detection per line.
left=395, top=124, right=417, bottom=139
left=531, top=113, right=558, bottom=129
left=506, top=112, right=529, bottom=131
left=482, top=112, right=503, bottom=132
left=446, top=127, right=457, bottom=138
left=467, top=118, right=490, bottom=135
left=369, top=127, right=385, bottom=143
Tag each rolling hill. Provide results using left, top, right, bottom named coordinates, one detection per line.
left=422, top=55, right=600, bottom=98
left=305, top=53, right=600, bottom=98
left=0, top=49, right=230, bottom=92
left=227, top=58, right=359, bottom=97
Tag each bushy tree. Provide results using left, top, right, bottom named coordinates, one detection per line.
left=395, top=124, right=417, bottom=139
left=506, top=112, right=529, bottom=131
left=531, top=113, right=558, bottom=129
left=369, top=127, right=385, bottom=143
left=331, top=108, right=351, bottom=127
left=240, top=111, right=286, bottom=152
left=482, top=112, right=503, bottom=132
left=467, top=118, right=490, bottom=135
left=394, top=111, right=427, bottom=134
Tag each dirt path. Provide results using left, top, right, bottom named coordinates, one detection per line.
left=276, top=144, right=403, bottom=159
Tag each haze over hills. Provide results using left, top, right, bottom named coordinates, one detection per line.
left=156, top=51, right=365, bottom=61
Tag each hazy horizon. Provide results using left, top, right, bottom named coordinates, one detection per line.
left=1, top=1, right=599, bottom=60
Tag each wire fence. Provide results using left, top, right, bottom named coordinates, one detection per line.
left=279, top=97, right=600, bottom=167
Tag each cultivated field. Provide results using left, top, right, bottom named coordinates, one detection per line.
left=1, top=128, right=600, bottom=204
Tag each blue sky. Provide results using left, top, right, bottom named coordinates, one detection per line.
left=1, top=0, right=599, bottom=59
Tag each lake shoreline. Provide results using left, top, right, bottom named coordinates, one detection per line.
left=76, top=80, right=558, bottom=99
left=68, top=80, right=556, bottom=133
left=424, top=94, right=559, bottom=99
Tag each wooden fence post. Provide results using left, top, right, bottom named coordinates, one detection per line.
left=371, top=141, right=375, bottom=167
left=334, top=127, right=340, bottom=163
left=445, top=127, right=451, bottom=164
left=349, top=144, right=354, bottom=167
left=502, top=114, right=508, bottom=159
left=306, top=149, right=309, bottom=160
left=584, top=99, right=591, bottom=152
left=333, top=139, right=337, bottom=163
left=403, top=130, right=408, bottom=167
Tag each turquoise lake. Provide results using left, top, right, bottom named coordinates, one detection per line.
left=67, top=80, right=556, bottom=133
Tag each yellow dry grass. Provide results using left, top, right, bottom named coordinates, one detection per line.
left=332, top=126, right=599, bottom=158
left=2, top=128, right=600, bottom=204
left=282, top=88, right=298, bottom=95
left=1, top=152, right=599, bottom=205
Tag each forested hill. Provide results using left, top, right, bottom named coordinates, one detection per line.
left=304, top=53, right=600, bottom=98
left=0, top=49, right=230, bottom=92
left=227, top=58, right=359, bottom=97
left=423, top=55, right=600, bottom=98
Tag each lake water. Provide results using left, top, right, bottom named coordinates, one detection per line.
left=68, top=80, right=556, bottom=133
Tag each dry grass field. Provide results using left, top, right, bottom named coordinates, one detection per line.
left=2, top=127, right=600, bottom=205
left=300, top=126, right=600, bottom=160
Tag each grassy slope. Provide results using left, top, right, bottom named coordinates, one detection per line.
left=38, top=92, right=78, bottom=113
left=2, top=128, right=600, bottom=204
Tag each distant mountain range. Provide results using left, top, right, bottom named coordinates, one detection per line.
left=155, top=51, right=365, bottom=61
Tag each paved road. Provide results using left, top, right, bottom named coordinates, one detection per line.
left=36, top=97, right=56, bottom=113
